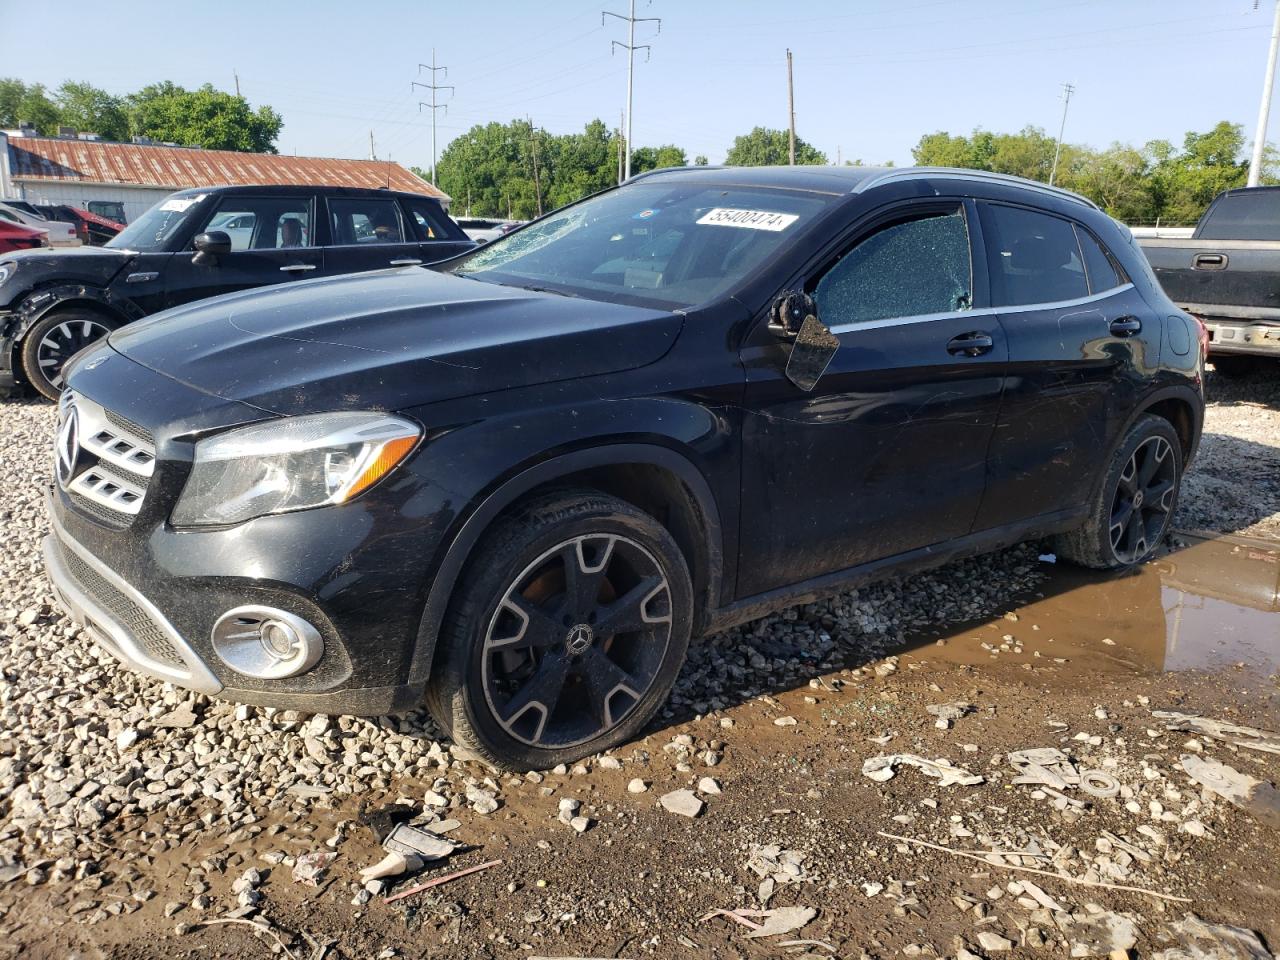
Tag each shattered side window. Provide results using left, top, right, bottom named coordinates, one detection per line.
left=813, top=209, right=972, bottom=326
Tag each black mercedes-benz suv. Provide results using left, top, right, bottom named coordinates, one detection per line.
left=43, top=166, right=1205, bottom=770
left=0, top=184, right=473, bottom=399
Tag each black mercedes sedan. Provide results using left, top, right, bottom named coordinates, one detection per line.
left=44, top=165, right=1204, bottom=770
left=0, top=184, right=473, bottom=399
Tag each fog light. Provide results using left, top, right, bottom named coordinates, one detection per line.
left=211, top=606, right=323, bottom=679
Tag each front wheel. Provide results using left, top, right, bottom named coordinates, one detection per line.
left=426, top=491, right=693, bottom=771
left=21, top=308, right=118, bottom=400
left=1055, top=414, right=1183, bottom=570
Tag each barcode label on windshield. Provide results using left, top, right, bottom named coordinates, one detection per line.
left=696, top=208, right=799, bottom=231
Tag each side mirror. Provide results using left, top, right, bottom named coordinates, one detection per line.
left=192, top=230, right=232, bottom=265
left=770, top=290, right=840, bottom=392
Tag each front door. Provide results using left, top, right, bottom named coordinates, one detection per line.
left=736, top=201, right=1008, bottom=598
left=972, top=201, right=1161, bottom=530
left=162, top=194, right=322, bottom=309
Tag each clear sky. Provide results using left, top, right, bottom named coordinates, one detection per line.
left=1, top=0, right=1276, bottom=169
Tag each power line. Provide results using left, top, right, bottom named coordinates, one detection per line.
left=1049, top=82, right=1075, bottom=186
left=412, top=49, right=454, bottom=185
left=604, top=0, right=660, bottom=181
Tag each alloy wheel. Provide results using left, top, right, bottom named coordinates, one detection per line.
left=481, top=534, right=673, bottom=749
left=1109, top=435, right=1177, bottom=564
left=38, top=319, right=111, bottom=390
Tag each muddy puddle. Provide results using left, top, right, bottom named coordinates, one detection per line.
left=907, top=533, right=1280, bottom=680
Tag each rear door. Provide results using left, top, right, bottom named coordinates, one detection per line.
left=161, top=194, right=322, bottom=308
left=973, top=201, right=1159, bottom=530
left=323, top=195, right=425, bottom=275
left=401, top=196, right=476, bottom=263
left=736, top=200, right=1008, bottom=597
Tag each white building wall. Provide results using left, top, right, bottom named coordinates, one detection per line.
left=11, top=180, right=174, bottom=223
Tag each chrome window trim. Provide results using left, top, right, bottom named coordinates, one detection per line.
left=825, top=283, right=1133, bottom=336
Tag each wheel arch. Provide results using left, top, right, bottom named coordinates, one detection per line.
left=408, top=443, right=724, bottom=687
left=10, top=287, right=135, bottom=383
left=1133, top=384, right=1203, bottom=467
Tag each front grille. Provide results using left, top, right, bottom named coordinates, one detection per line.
left=56, top=539, right=183, bottom=668
left=59, top=392, right=156, bottom=524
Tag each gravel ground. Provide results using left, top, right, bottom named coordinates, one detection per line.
left=0, top=369, right=1276, bottom=958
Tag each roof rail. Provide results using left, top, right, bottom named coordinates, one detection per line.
left=625, top=164, right=725, bottom=183
left=855, top=167, right=1100, bottom=210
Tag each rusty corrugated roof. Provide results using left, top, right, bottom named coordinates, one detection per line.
left=7, top=136, right=445, bottom=198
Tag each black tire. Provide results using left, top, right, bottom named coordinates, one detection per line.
left=20, top=308, right=118, bottom=401
left=1209, top=356, right=1260, bottom=378
left=426, top=490, right=693, bottom=771
left=1055, top=414, right=1183, bottom=570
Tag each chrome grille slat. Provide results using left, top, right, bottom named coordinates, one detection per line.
left=58, top=391, right=157, bottom=523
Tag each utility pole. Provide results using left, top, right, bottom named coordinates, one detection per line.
left=234, top=71, right=241, bottom=97
left=369, top=130, right=375, bottom=161
left=786, top=49, right=796, bottom=165
left=1249, top=0, right=1280, bottom=186
left=617, top=109, right=625, bottom=184
left=1049, top=81, right=1074, bottom=186
left=526, top=117, right=544, bottom=217
left=412, top=49, right=453, bottom=185
left=604, top=0, right=660, bottom=181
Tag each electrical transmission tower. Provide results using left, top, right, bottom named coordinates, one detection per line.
left=1049, top=82, right=1074, bottom=186
left=412, top=49, right=454, bottom=186
left=604, top=0, right=660, bottom=182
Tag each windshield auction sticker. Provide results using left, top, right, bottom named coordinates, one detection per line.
left=696, top=208, right=799, bottom=231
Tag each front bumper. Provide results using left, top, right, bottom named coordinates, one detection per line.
left=44, top=491, right=429, bottom=716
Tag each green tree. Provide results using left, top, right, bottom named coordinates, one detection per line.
left=1144, top=121, right=1250, bottom=224
left=725, top=127, right=826, bottom=165
left=631, top=144, right=687, bottom=173
left=693, top=154, right=709, bottom=166
left=0, top=78, right=60, bottom=134
left=54, top=81, right=129, bottom=141
left=127, top=83, right=282, bottom=152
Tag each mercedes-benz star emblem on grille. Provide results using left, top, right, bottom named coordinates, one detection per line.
left=56, top=407, right=79, bottom=489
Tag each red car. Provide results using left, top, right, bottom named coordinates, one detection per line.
left=0, top=219, right=46, bottom=253
left=34, top=204, right=124, bottom=246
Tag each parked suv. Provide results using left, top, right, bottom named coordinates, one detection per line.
left=0, top=184, right=473, bottom=398
left=44, top=166, right=1204, bottom=770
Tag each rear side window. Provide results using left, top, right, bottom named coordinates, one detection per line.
left=813, top=208, right=973, bottom=325
left=329, top=197, right=405, bottom=244
left=403, top=198, right=453, bottom=240
left=982, top=204, right=1088, bottom=306
left=1075, top=225, right=1123, bottom=294
left=1196, top=190, right=1280, bottom=240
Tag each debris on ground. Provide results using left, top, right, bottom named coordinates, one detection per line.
left=1180, top=755, right=1280, bottom=829
left=383, top=823, right=456, bottom=860
left=359, top=851, right=424, bottom=884
left=862, top=753, right=984, bottom=786
left=1156, top=711, right=1280, bottom=757
left=926, top=701, right=974, bottom=729
left=292, top=851, right=337, bottom=887
left=1153, top=913, right=1278, bottom=960
left=382, top=859, right=502, bottom=904
left=659, top=789, right=705, bottom=818
left=1059, top=908, right=1140, bottom=958
left=699, top=905, right=816, bottom=939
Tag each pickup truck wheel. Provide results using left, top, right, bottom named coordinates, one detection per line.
left=426, top=491, right=693, bottom=771
left=20, top=308, right=118, bottom=401
left=1054, top=414, right=1182, bottom=570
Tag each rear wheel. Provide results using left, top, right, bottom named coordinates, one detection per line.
left=20, top=308, right=118, bottom=400
left=1055, top=414, right=1183, bottom=570
left=426, top=491, right=693, bottom=771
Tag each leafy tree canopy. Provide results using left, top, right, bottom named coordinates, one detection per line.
left=724, top=127, right=826, bottom=166
left=0, top=77, right=282, bottom=152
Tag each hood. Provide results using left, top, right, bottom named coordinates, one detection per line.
left=109, top=267, right=684, bottom=415
left=0, top=246, right=135, bottom=305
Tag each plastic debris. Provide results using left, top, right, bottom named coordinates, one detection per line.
left=1038, top=553, right=1057, bottom=563
left=1180, top=755, right=1280, bottom=829
left=1153, top=913, right=1277, bottom=960
left=1155, top=711, right=1280, bottom=756
left=1079, top=770, right=1122, bottom=798
left=291, top=850, right=337, bottom=887
left=1061, top=910, right=1140, bottom=958
left=358, top=851, right=424, bottom=884
left=862, top=754, right=983, bottom=787
left=383, top=823, right=456, bottom=860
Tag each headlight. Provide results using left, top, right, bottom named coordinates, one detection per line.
left=172, top=412, right=421, bottom=527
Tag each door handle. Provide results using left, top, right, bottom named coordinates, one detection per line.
left=279, top=263, right=317, bottom=273
left=1192, top=252, right=1226, bottom=270
left=389, top=258, right=423, bottom=266
left=1109, top=315, right=1142, bottom=337
left=946, top=331, right=994, bottom=356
